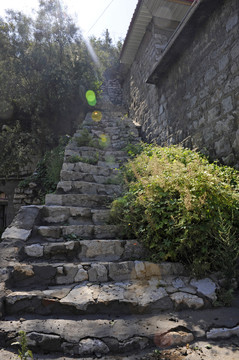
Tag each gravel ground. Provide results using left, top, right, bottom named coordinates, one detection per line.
left=140, top=340, right=239, bottom=360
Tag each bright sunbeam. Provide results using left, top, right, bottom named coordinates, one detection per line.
left=82, top=34, right=100, bottom=68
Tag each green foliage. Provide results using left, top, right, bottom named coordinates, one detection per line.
left=75, top=129, right=93, bottom=147
left=214, top=286, right=235, bottom=307
left=63, top=233, right=81, bottom=241
left=0, top=1, right=120, bottom=178
left=0, top=1, right=122, bottom=178
left=90, top=29, right=123, bottom=76
left=0, top=121, right=37, bottom=178
left=124, top=142, right=144, bottom=158
left=110, top=144, right=239, bottom=276
left=68, top=155, right=82, bottom=163
left=105, top=175, right=122, bottom=185
left=12, top=330, right=33, bottom=360
left=75, top=128, right=108, bottom=150
left=68, top=154, right=98, bottom=165
left=19, top=136, right=69, bottom=201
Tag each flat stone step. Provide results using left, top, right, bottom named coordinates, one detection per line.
left=65, top=147, right=128, bottom=158
left=36, top=224, right=119, bottom=240
left=65, top=147, right=128, bottom=159
left=65, top=147, right=127, bottom=164
left=65, top=157, right=121, bottom=169
left=0, top=311, right=200, bottom=357
left=1, top=299, right=239, bottom=358
left=4, top=271, right=214, bottom=317
left=83, top=122, right=139, bottom=132
left=40, top=206, right=110, bottom=225
left=60, top=170, right=121, bottom=184
left=5, top=279, right=195, bottom=316
left=8, top=261, right=186, bottom=288
left=61, top=161, right=120, bottom=176
left=45, top=193, right=113, bottom=208
left=23, top=239, right=144, bottom=262
left=56, top=181, right=122, bottom=196
left=65, top=153, right=127, bottom=167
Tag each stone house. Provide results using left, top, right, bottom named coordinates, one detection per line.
left=120, top=0, right=239, bottom=167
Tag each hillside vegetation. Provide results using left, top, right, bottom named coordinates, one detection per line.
left=0, top=0, right=121, bottom=177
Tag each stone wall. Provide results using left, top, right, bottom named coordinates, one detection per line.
left=122, top=18, right=175, bottom=140
left=123, top=0, right=239, bottom=167
left=0, top=180, right=19, bottom=229
left=0, top=157, right=39, bottom=228
left=13, top=182, right=42, bottom=214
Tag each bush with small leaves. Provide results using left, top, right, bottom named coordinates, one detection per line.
left=110, top=144, right=239, bottom=277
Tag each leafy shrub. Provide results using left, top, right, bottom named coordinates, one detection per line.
left=19, top=136, right=70, bottom=202
left=110, top=144, right=239, bottom=276
left=124, top=142, right=144, bottom=158
left=68, top=155, right=82, bottom=163
left=75, top=128, right=107, bottom=149
left=0, top=121, right=37, bottom=178
left=68, top=154, right=98, bottom=165
left=12, top=330, right=33, bottom=359
left=75, top=129, right=93, bottom=147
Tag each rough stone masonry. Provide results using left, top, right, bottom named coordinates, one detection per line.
left=0, top=102, right=238, bottom=358
left=122, top=0, right=239, bottom=168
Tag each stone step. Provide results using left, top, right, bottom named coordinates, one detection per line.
left=81, top=112, right=137, bottom=126
left=60, top=169, right=121, bottom=184
left=41, top=206, right=110, bottom=225
left=65, top=157, right=121, bottom=169
left=7, top=261, right=186, bottom=288
left=83, top=118, right=139, bottom=129
left=73, top=132, right=137, bottom=144
left=23, top=239, right=144, bottom=262
left=36, top=224, right=119, bottom=240
left=79, top=119, right=139, bottom=131
left=5, top=275, right=210, bottom=317
left=65, top=146, right=127, bottom=159
left=61, top=161, right=120, bottom=177
left=77, top=131, right=139, bottom=145
left=56, top=181, right=122, bottom=196
left=64, top=150, right=128, bottom=165
left=70, top=136, right=133, bottom=152
left=0, top=311, right=198, bottom=357
left=45, top=193, right=113, bottom=208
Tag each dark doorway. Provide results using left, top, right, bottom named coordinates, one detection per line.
left=0, top=192, right=8, bottom=235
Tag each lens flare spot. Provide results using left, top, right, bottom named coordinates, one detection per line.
left=99, top=134, right=110, bottom=148
left=88, top=99, right=97, bottom=106
left=100, top=134, right=107, bottom=143
left=92, top=111, right=102, bottom=122
left=86, top=90, right=96, bottom=106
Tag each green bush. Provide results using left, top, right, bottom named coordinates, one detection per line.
left=68, top=154, right=98, bottom=165
left=75, top=129, right=93, bottom=147
left=75, top=128, right=107, bottom=150
left=110, top=144, right=239, bottom=276
left=19, top=136, right=70, bottom=202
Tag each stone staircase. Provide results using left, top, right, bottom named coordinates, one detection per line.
left=0, top=108, right=225, bottom=358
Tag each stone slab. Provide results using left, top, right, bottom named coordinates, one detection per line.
left=2, top=227, right=31, bottom=241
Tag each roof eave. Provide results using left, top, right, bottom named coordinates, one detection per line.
left=147, top=0, right=225, bottom=84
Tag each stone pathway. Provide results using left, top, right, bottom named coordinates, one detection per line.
left=0, top=106, right=239, bottom=358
